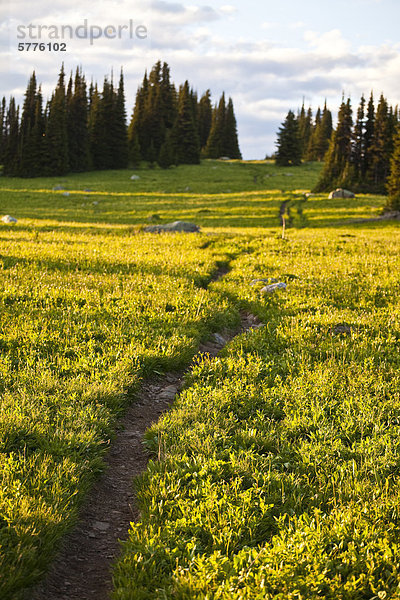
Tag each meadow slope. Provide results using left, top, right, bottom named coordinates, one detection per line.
left=0, top=160, right=398, bottom=599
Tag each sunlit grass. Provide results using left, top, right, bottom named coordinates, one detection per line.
left=0, top=160, right=398, bottom=599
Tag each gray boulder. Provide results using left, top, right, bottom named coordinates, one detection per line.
left=144, top=220, right=200, bottom=233
left=328, top=188, right=355, bottom=199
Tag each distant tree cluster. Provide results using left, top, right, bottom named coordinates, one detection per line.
left=128, top=61, right=241, bottom=167
left=315, top=93, right=399, bottom=194
left=274, top=102, right=333, bottom=166
left=0, top=61, right=241, bottom=177
left=0, top=66, right=128, bottom=177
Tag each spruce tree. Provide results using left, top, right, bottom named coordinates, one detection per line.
left=157, top=131, right=175, bottom=168
left=129, top=134, right=142, bottom=167
left=367, top=93, right=391, bottom=189
left=305, top=106, right=321, bottom=161
left=204, top=93, right=226, bottom=158
left=45, top=65, right=69, bottom=175
left=128, top=82, right=146, bottom=165
left=314, top=101, right=333, bottom=161
left=160, top=62, right=177, bottom=129
left=301, top=107, right=313, bottom=158
left=88, top=84, right=105, bottom=169
left=314, top=97, right=353, bottom=191
left=111, top=69, right=128, bottom=168
left=67, top=67, right=90, bottom=172
left=363, top=93, right=375, bottom=178
left=198, top=90, right=212, bottom=151
left=222, top=97, right=241, bottom=159
left=144, top=61, right=166, bottom=160
left=19, top=72, right=39, bottom=176
left=28, top=88, right=46, bottom=176
left=0, top=97, right=5, bottom=164
left=386, top=125, right=400, bottom=211
left=171, top=81, right=200, bottom=164
left=3, top=98, right=19, bottom=176
left=351, top=94, right=365, bottom=184
left=101, top=76, right=116, bottom=169
left=297, top=103, right=306, bottom=154
left=275, top=110, right=302, bottom=166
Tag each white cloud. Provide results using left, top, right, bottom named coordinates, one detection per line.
left=261, top=22, right=273, bottom=30
left=303, top=28, right=351, bottom=58
left=219, top=5, right=237, bottom=15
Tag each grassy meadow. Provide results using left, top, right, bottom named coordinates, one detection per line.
left=0, top=159, right=398, bottom=599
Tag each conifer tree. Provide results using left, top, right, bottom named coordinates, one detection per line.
left=386, top=126, right=400, bottom=211
left=28, top=88, right=46, bottom=176
left=18, top=72, right=40, bottom=176
left=67, top=67, right=89, bottom=172
left=204, top=93, right=226, bottom=158
left=275, top=110, right=302, bottom=166
left=45, top=64, right=69, bottom=175
left=297, top=103, right=313, bottom=157
left=3, top=98, right=19, bottom=175
left=314, top=97, right=353, bottom=191
left=314, top=101, right=333, bottom=161
left=297, top=103, right=306, bottom=153
left=305, top=106, right=321, bottom=161
left=19, top=72, right=37, bottom=145
left=198, top=90, right=212, bottom=151
left=160, top=62, right=177, bottom=129
left=129, top=134, right=142, bottom=167
left=222, top=97, right=241, bottom=159
left=128, top=81, right=146, bottom=165
left=363, top=93, right=375, bottom=177
left=101, top=76, right=116, bottom=169
left=171, top=81, right=200, bottom=164
left=144, top=61, right=166, bottom=160
left=111, top=69, right=128, bottom=168
left=158, top=131, right=175, bottom=168
left=351, top=94, right=365, bottom=184
left=0, top=97, right=5, bottom=164
left=367, top=93, right=391, bottom=188
left=88, top=84, right=105, bottom=169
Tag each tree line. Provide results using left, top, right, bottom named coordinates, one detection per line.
left=275, top=93, right=400, bottom=202
left=0, top=61, right=241, bottom=177
left=128, top=61, right=241, bottom=167
left=315, top=93, right=399, bottom=194
left=274, top=102, right=333, bottom=167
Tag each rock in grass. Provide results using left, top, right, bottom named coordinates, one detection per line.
left=130, top=174, right=140, bottom=180
left=1, top=215, right=17, bottom=224
left=261, top=282, right=287, bottom=294
left=251, top=277, right=279, bottom=286
left=328, top=188, right=355, bottom=199
left=332, top=323, right=352, bottom=335
left=62, top=192, right=70, bottom=197
left=144, top=221, right=200, bottom=233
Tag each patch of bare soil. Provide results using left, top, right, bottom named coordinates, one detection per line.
left=30, top=312, right=262, bottom=600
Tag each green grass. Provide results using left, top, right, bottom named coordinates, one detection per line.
left=0, top=159, right=398, bottom=599
left=113, top=226, right=400, bottom=599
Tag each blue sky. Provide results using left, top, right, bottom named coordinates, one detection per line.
left=1, top=0, right=400, bottom=158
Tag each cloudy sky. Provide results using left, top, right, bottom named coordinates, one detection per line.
left=1, top=0, right=400, bottom=158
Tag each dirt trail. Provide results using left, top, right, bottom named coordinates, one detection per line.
left=30, top=309, right=262, bottom=600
